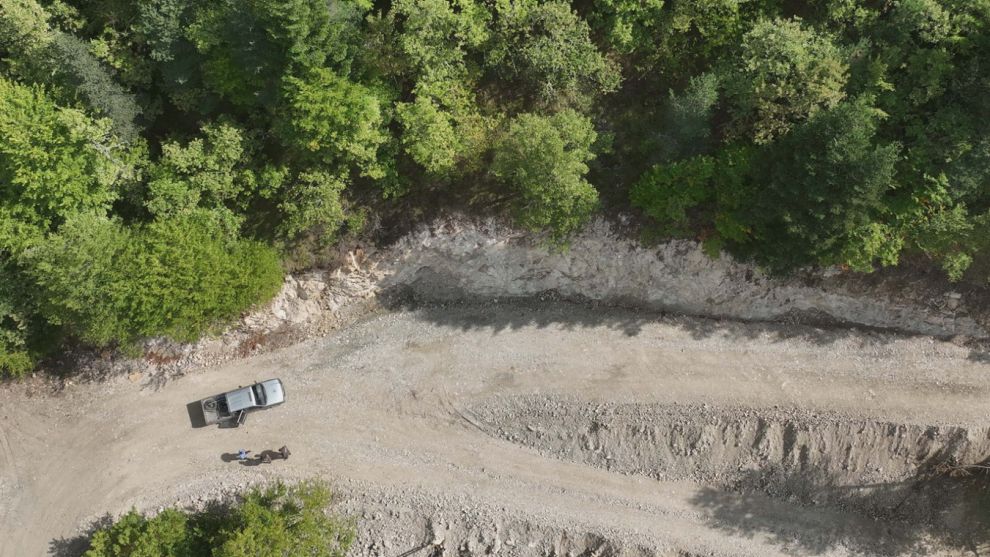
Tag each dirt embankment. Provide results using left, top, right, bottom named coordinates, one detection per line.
left=383, top=218, right=987, bottom=339
left=65, top=217, right=990, bottom=386
left=473, top=398, right=990, bottom=488
left=473, top=397, right=990, bottom=526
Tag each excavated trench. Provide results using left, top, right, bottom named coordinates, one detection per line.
left=468, top=397, right=990, bottom=546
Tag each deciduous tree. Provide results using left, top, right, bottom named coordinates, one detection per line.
left=276, top=67, right=388, bottom=180
left=725, top=17, right=848, bottom=144
left=746, top=98, right=900, bottom=270
left=488, top=0, right=620, bottom=110
left=0, top=77, right=133, bottom=232
left=493, top=110, right=600, bottom=242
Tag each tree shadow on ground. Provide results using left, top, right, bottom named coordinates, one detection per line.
left=383, top=290, right=938, bottom=350
left=689, top=457, right=990, bottom=556
left=48, top=513, right=113, bottom=557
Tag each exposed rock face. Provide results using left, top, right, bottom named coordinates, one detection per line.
left=244, top=260, right=378, bottom=333
left=383, top=218, right=987, bottom=339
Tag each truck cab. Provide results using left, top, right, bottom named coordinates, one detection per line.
left=225, top=379, right=285, bottom=412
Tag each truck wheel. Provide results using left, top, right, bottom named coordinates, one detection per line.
left=204, top=399, right=218, bottom=411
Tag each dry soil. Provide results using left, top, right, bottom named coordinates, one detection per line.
left=3, top=300, right=990, bottom=556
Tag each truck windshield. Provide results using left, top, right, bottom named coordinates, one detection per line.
left=252, top=384, right=266, bottom=406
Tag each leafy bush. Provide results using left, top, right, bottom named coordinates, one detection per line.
left=630, top=156, right=714, bottom=233
left=21, top=211, right=283, bottom=346
left=85, top=481, right=354, bottom=557
left=0, top=264, right=34, bottom=379
left=86, top=508, right=194, bottom=557
left=276, top=170, right=348, bottom=241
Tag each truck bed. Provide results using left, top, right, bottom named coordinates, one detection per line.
left=200, top=395, right=229, bottom=425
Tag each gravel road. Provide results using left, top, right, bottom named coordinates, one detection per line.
left=2, top=301, right=990, bottom=556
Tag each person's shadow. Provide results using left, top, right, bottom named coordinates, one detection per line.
left=220, top=452, right=260, bottom=466
left=220, top=451, right=280, bottom=466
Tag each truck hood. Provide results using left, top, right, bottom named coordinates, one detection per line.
left=259, top=379, right=285, bottom=406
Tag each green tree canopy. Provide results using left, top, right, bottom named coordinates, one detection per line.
left=656, top=72, right=720, bottom=162
left=488, top=0, right=620, bottom=110
left=0, top=0, right=143, bottom=141
left=0, top=76, right=134, bottom=235
left=187, top=0, right=341, bottom=109
left=587, top=0, right=665, bottom=55
left=493, top=110, right=600, bottom=242
left=145, top=122, right=257, bottom=222
left=276, top=66, right=389, bottom=180
left=20, top=210, right=282, bottom=346
left=390, top=0, right=489, bottom=86
left=0, top=0, right=55, bottom=80
left=725, top=17, right=849, bottom=144
left=385, top=0, right=493, bottom=180
left=745, top=98, right=901, bottom=271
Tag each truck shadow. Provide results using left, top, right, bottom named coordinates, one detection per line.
left=186, top=401, right=207, bottom=428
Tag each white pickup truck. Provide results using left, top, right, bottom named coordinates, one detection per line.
left=199, top=379, right=285, bottom=427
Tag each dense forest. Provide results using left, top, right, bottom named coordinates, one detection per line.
left=1, top=0, right=989, bottom=376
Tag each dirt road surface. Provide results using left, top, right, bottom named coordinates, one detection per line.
left=3, top=301, right=990, bottom=556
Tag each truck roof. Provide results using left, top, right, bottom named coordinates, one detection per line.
left=226, top=386, right=257, bottom=412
